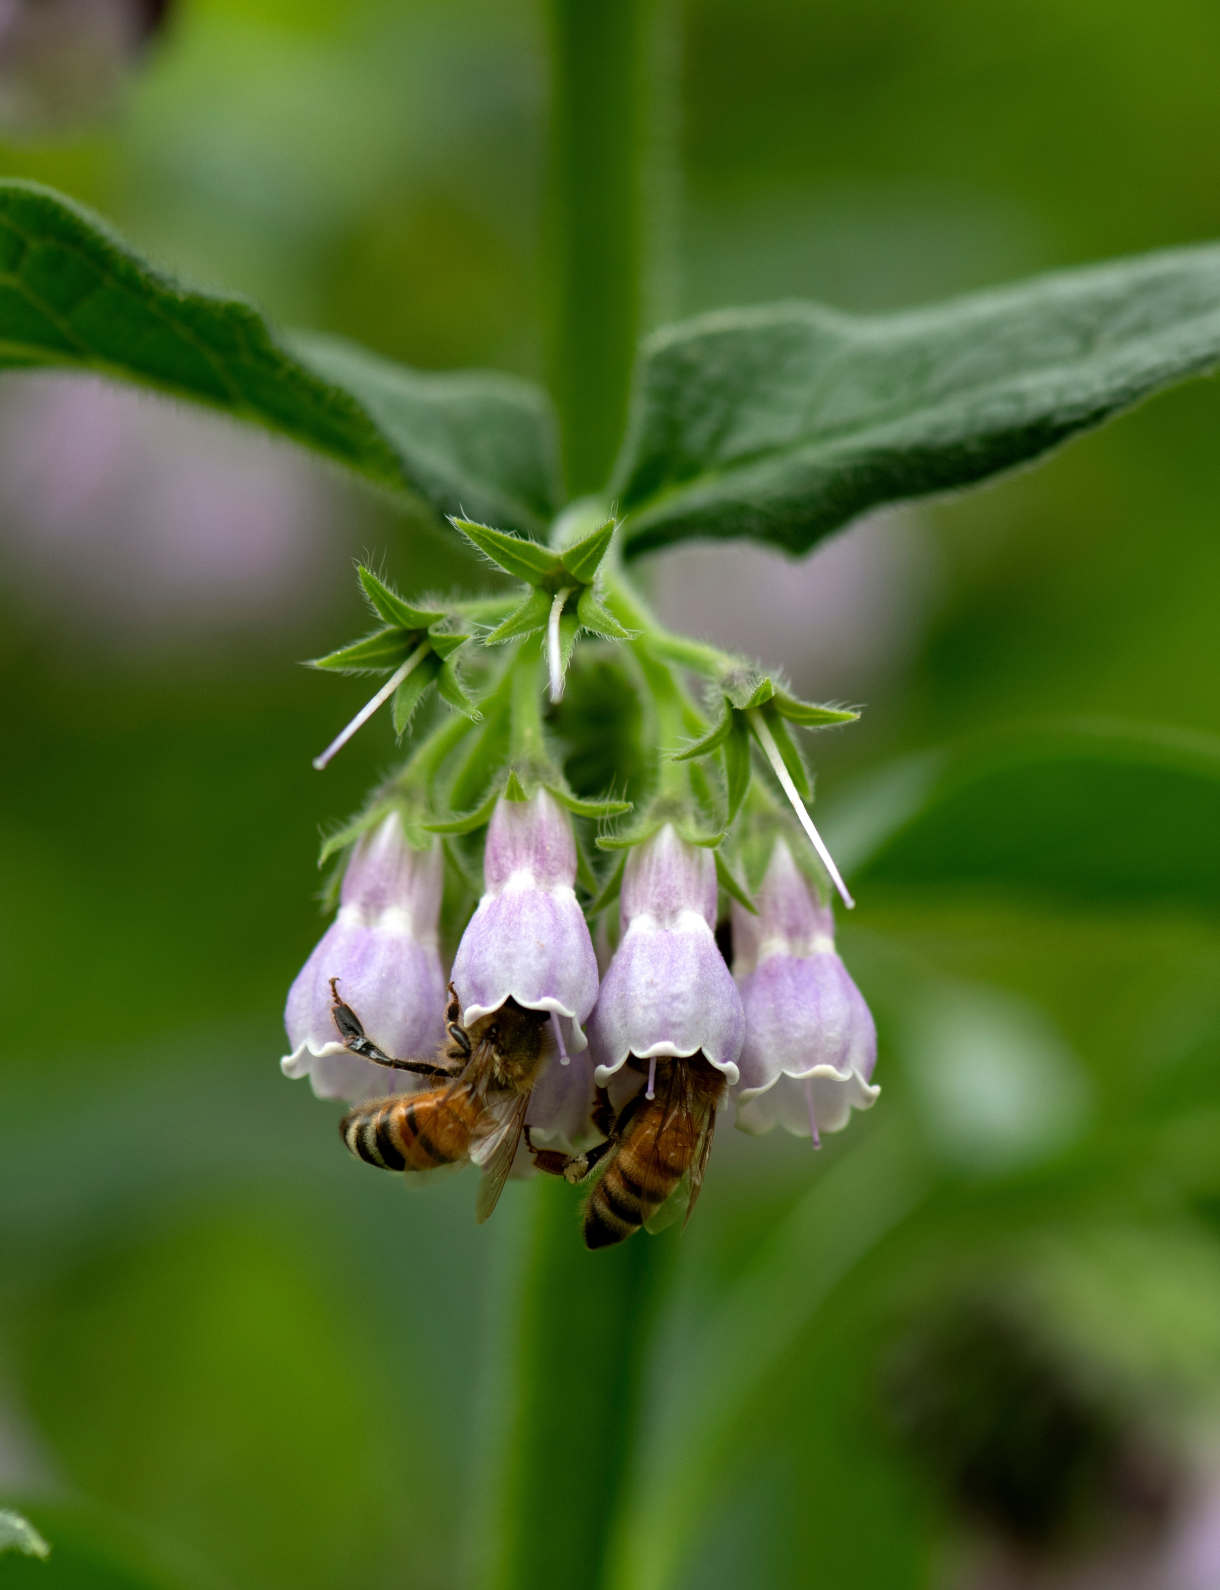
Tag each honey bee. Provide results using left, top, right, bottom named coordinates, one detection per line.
left=531, top=1053, right=725, bottom=1249
left=330, top=978, right=550, bottom=1222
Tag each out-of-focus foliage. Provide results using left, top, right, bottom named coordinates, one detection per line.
left=1, top=2, right=1218, bottom=1589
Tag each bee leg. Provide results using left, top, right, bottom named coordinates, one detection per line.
left=328, top=977, right=460, bottom=1079
left=524, top=1128, right=578, bottom=1180
left=524, top=1097, right=620, bottom=1184
left=590, top=1085, right=619, bottom=1140
left=443, top=981, right=474, bottom=1065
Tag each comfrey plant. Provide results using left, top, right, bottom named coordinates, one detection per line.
left=281, top=525, right=876, bottom=1240
left=4, top=6, right=1220, bottom=1576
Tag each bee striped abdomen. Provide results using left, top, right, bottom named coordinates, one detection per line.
left=584, top=1105, right=687, bottom=1249
left=340, top=1087, right=482, bottom=1174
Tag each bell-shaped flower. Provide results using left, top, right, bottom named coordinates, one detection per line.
left=589, top=824, right=744, bottom=1089
left=732, top=839, right=878, bottom=1140
left=525, top=1043, right=599, bottom=1154
left=282, top=814, right=446, bottom=1103
left=450, top=788, right=599, bottom=1053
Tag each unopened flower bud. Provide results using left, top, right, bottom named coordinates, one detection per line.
left=732, top=840, right=878, bottom=1140
left=589, top=825, right=744, bottom=1088
left=282, top=814, right=446, bottom=1102
left=450, top=788, right=598, bottom=1052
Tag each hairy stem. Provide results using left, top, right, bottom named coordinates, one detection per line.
left=545, top=0, right=672, bottom=496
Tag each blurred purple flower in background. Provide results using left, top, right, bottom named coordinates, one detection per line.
left=0, top=375, right=341, bottom=644
left=0, top=0, right=169, bottom=132
left=653, top=508, right=938, bottom=699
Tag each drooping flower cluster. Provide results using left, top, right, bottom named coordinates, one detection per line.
left=281, top=525, right=879, bottom=1245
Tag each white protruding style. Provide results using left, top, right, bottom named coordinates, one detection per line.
left=750, top=710, right=855, bottom=909
left=312, top=640, right=431, bottom=771
left=547, top=586, right=573, bottom=704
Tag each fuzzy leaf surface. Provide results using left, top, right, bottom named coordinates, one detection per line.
left=0, top=181, right=558, bottom=534
left=613, top=246, right=1220, bottom=556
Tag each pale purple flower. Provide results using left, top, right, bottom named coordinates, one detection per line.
left=589, top=824, right=744, bottom=1089
left=450, top=788, right=599, bottom=1054
left=732, top=839, right=878, bottom=1140
left=525, top=1045, right=598, bottom=1154
left=281, top=814, right=446, bottom=1103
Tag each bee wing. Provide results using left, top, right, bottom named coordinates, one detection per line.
left=643, top=1171, right=691, bottom=1235
left=682, top=1103, right=717, bottom=1229
left=641, top=1068, right=714, bottom=1235
left=472, top=1090, right=531, bottom=1224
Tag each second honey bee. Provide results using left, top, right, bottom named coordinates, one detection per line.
left=330, top=978, right=550, bottom=1222
left=531, top=1053, right=725, bottom=1249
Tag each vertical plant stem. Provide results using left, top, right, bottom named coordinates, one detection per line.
left=483, top=1184, right=670, bottom=1590
left=545, top=0, right=672, bottom=496
left=476, top=8, right=679, bottom=1587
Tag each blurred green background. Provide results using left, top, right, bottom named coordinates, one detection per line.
left=2, top=2, right=1219, bottom=1586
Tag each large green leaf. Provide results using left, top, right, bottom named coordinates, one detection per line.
left=825, top=722, right=1220, bottom=912
left=612, top=246, right=1220, bottom=556
left=0, top=180, right=558, bottom=534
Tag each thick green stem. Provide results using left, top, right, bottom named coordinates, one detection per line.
left=545, top=0, right=671, bottom=495
left=483, top=1183, right=669, bottom=1590
left=476, top=11, right=680, bottom=1588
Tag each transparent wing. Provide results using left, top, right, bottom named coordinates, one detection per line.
left=683, top=1104, right=717, bottom=1228
left=642, top=1067, right=715, bottom=1235
left=473, top=1091, right=530, bottom=1224
left=643, top=1171, right=691, bottom=1234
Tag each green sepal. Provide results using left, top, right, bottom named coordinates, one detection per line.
left=685, top=755, right=718, bottom=820
left=596, top=813, right=724, bottom=852
left=483, top=586, right=552, bottom=644
left=309, top=627, right=416, bottom=674
left=672, top=708, right=734, bottom=762
left=558, top=610, right=581, bottom=677
left=446, top=700, right=510, bottom=815
left=715, top=849, right=757, bottom=914
left=316, top=794, right=433, bottom=872
left=675, top=821, right=727, bottom=849
left=586, top=851, right=627, bottom=915
left=572, top=829, right=601, bottom=897
left=318, top=810, right=377, bottom=869
left=722, top=715, right=753, bottom=824
left=357, top=565, right=443, bottom=630
left=423, top=780, right=504, bottom=835
left=574, top=586, right=633, bottom=640
left=428, top=629, right=471, bottom=661
left=759, top=710, right=812, bottom=801
left=437, top=659, right=482, bottom=720
left=450, top=517, right=560, bottom=582
left=391, top=653, right=442, bottom=736
left=547, top=786, right=633, bottom=819
left=504, top=768, right=529, bottom=801
left=773, top=690, right=860, bottom=727
left=440, top=834, right=483, bottom=897
left=722, top=666, right=775, bottom=711
left=559, top=517, right=617, bottom=582
left=595, top=816, right=666, bottom=852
